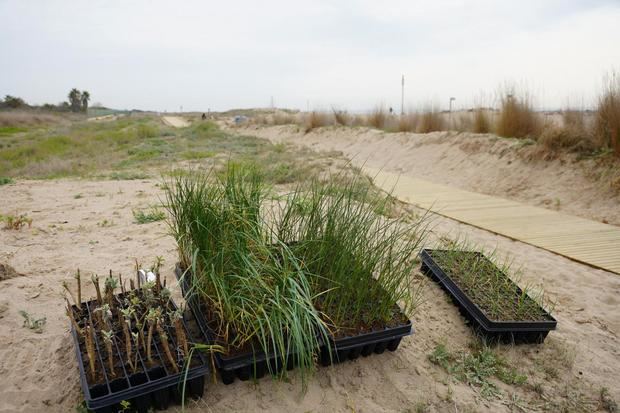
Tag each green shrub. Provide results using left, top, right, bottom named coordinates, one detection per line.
left=136, top=124, right=158, bottom=139
left=133, top=208, right=166, bottom=224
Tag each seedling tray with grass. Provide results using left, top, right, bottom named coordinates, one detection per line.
left=165, top=165, right=426, bottom=386
left=318, top=319, right=412, bottom=366
left=178, top=264, right=412, bottom=377
left=176, top=265, right=298, bottom=384
left=419, top=249, right=556, bottom=343
left=68, top=279, right=209, bottom=413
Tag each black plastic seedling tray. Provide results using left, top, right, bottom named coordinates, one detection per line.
left=70, top=295, right=210, bottom=413
left=176, top=265, right=412, bottom=383
left=176, top=265, right=292, bottom=384
left=319, top=320, right=412, bottom=366
left=419, top=249, right=557, bottom=343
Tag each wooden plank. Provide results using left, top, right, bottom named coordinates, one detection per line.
left=366, top=168, right=620, bottom=275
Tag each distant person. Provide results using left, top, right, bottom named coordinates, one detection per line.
left=389, top=107, right=393, bottom=114
left=201, top=113, right=206, bottom=120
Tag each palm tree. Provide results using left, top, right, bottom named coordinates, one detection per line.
left=68, top=88, right=81, bottom=112
left=81, top=91, right=90, bottom=112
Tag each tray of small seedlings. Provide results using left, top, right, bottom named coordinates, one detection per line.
left=64, top=267, right=210, bottom=413
left=419, top=248, right=557, bottom=343
left=164, top=164, right=427, bottom=385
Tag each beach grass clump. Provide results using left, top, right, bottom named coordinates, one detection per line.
left=536, top=109, right=596, bottom=154
left=428, top=241, right=553, bottom=322
left=397, top=113, right=418, bottom=132
left=595, top=72, right=620, bottom=157
left=417, top=106, right=445, bottom=133
left=472, top=109, right=492, bottom=133
left=164, top=163, right=426, bottom=378
left=368, top=106, right=387, bottom=129
left=496, top=87, right=541, bottom=139
left=163, top=164, right=329, bottom=380
left=304, top=111, right=332, bottom=132
left=275, top=174, right=428, bottom=335
left=332, top=108, right=350, bottom=126
left=272, top=112, right=297, bottom=125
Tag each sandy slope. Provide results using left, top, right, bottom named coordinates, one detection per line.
left=0, top=177, right=618, bottom=412
left=239, top=125, right=620, bottom=226
left=162, top=116, right=190, bottom=128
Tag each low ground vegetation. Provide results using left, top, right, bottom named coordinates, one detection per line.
left=1, top=213, right=32, bottom=230
left=429, top=343, right=528, bottom=399
left=132, top=207, right=166, bottom=224
left=0, top=115, right=342, bottom=183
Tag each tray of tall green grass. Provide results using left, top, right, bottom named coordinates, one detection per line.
left=164, top=164, right=427, bottom=384
left=419, top=249, right=556, bottom=343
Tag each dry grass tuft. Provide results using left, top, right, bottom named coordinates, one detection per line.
left=251, top=115, right=269, bottom=125
left=496, top=89, right=541, bottom=138
left=304, top=111, right=332, bottom=132
left=351, top=114, right=368, bottom=127
left=332, top=108, right=350, bottom=126
left=472, top=109, right=492, bottom=133
left=272, top=111, right=297, bottom=125
left=594, top=72, right=620, bottom=157
left=368, top=106, right=387, bottom=129
left=537, top=110, right=596, bottom=155
left=417, top=107, right=445, bottom=133
left=562, top=109, right=586, bottom=132
left=538, top=126, right=594, bottom=153
left=398, top=113, right=418, bottom=132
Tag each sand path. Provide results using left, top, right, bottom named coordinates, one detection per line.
left=368, top=168, right=620, bottom=274
left=162, top=116, right=189, bottom=128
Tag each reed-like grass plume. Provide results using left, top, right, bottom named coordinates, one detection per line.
left=496, top=87, right=541, bottom=139
left=595, top=71, right=620, bottom=157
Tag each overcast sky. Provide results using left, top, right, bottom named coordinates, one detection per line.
left=1, top=0, right=619, bottom=112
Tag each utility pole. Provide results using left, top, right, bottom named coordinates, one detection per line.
left=270, top=96, right=274, bottom=109
left=401, top=75, right=405, bottom=115
left=449, top=97, right=456, bottom=130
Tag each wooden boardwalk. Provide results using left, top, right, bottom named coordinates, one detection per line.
left=366, top=168, right=620, bottom=274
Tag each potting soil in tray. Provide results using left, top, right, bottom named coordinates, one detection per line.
left=419, top=249, right=557, bottom=343
left=69, top=292, right=210, bottom=413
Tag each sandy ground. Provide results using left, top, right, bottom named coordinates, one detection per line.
left=238, top=125, right=620, bottom=226
left=162, top=116, right=190, bottom=128
left=87, top=114, right=122, bottom=122
left=0, top=175, right=618, bottom=412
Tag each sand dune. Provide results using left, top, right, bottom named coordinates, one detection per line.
left=240, top=124, right=620, bottom=226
